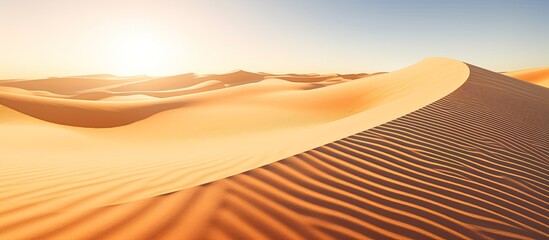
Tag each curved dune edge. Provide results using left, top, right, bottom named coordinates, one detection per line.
left=1, top=63, right=547, bottom=239
left=0, top=58, right=468, bottom=221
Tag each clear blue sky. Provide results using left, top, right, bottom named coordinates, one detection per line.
left=0, top=0, right=548, bottom=78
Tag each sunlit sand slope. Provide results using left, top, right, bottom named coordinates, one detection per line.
left=504, top=67, right=549, bottom=88
left=0, top=59, right=468, bottom=215
left=36, top=66, right=549, bottom=239
left=0, top=63, right=547, bottom=239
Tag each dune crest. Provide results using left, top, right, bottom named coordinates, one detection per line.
left=1, top=60, right=547, bottom=239
left=0, top=58, right=469, bottom=223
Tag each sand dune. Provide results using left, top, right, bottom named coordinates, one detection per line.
left=0, top=58, right=468, bottom=234
left=3, top=72, right=376, bottom=103
left=0, top=59, right=463, bottom=129
left=504, top=67, right=549, bottom=87
left=103, top=73, right=206, bottom=92
left=1, top=59, right=547, bottom=239
left=101, top=70, right=267, bottom=92
left=74, top=80, right=227, bottom=100
left=0, top=76, right=148, bottom=95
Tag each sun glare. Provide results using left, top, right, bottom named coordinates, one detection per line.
left=111, top=30, right=173, bottom=76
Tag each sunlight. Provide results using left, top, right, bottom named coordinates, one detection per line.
left=111, top=30, right=172, bottom=76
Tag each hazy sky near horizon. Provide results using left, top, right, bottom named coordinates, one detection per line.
left=1, top=0, right=548, bottom=78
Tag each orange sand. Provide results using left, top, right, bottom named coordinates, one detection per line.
left=504, top=67, right=549, bottom=88
left=1, top=59, right=547, bottom=239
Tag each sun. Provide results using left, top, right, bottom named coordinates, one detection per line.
left=110, top=30, right=172, bottom=76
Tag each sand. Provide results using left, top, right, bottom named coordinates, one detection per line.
left=504, top=67, right=549, bottom=88
left=1, top=59, right=547, bottom=239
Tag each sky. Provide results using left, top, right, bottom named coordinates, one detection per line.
left=0, top=0, right=548, bottom=79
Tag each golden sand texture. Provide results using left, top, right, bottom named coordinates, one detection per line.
left=0, top=59, right=468, bottom=220
left=1, top=60, right=547, bottom=239
left=504, top=67, right=549, bottom=88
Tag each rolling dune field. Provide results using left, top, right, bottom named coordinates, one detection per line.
left=0, top=60, right=547, bottom=239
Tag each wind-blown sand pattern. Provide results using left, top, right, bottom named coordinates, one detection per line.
left=0, top=59, right=548, bottom=239
left=0, top=58, right=468, bottom=217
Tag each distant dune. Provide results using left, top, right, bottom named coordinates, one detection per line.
left=0, top=76, right=145, bottom=95
left=0, top=59, right=547, bottom=239
left=504, top=67, right=549, bottom=88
